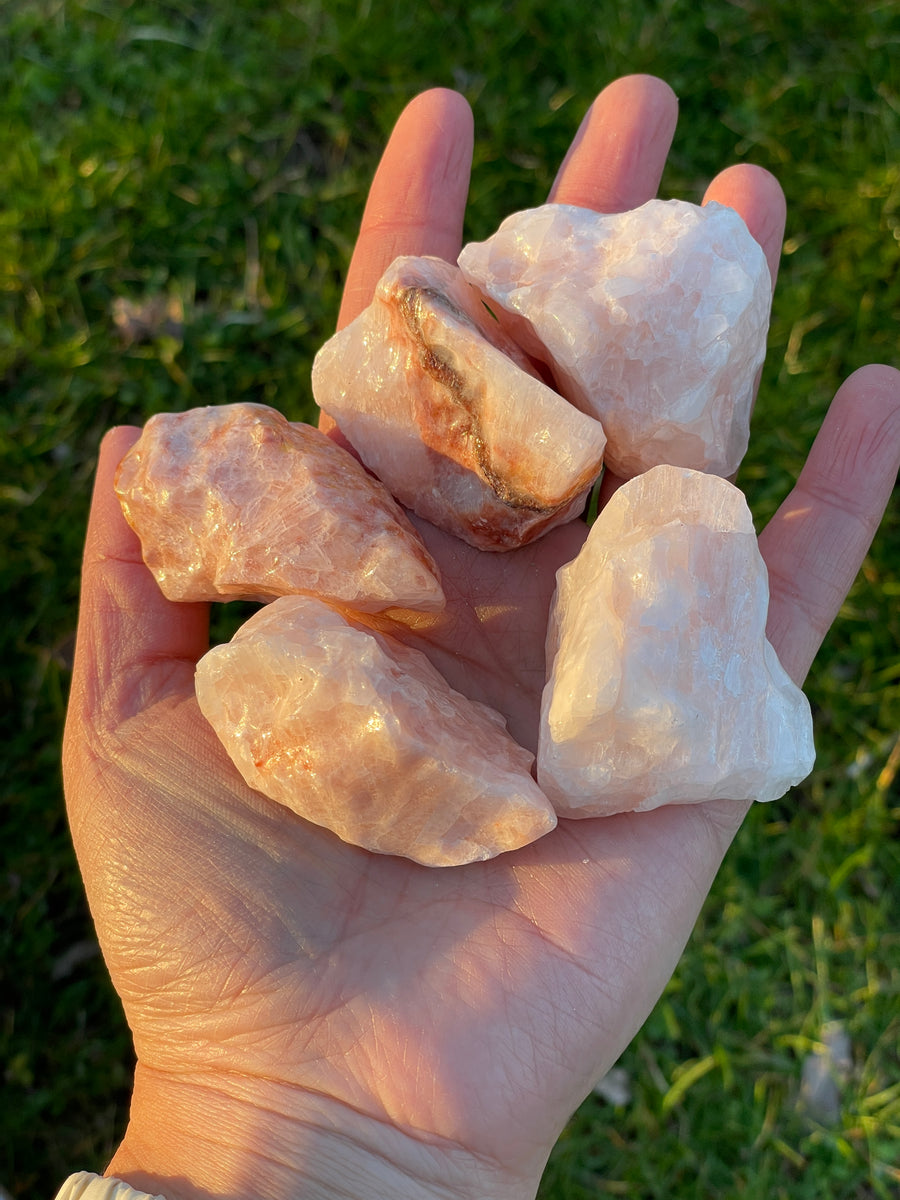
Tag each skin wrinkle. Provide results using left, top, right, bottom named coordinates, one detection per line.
left=793, top=474, right=888, bottom=542
left=190, top=1058, right=517, bottom=1183
left=594, top=107, right=669, bottom=209
left=109, top=662, right=200, bottom=721
left=482, top=910, right=644, bottom=1121
left=498, top=855, right=673, bottom=1055
left=497, top=902, right=622, bottom=1015
left=552, top=813, right=728, bottom=978
left=690, top=795, right=751, bottom=849
left=764, top=557, right=837, bottom=654
left=270, top=891, right=581, bottom=1149
left=116, top=899, right=251, bottom=1003
left=76, top=600, right=206, bottom=725
left=182, top=918, right=297, bottom=1013
left=127, top=1066, right=508, bottom=1200
left=77, top=794, right=331, bottom=1029
left=765, top=499, right=856, bottom=578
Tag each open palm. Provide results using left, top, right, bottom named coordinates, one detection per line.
left=63, top=78, right=900, bottom=1200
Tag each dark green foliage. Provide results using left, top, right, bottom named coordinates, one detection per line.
left=2, top=1, right=898, bottom=1195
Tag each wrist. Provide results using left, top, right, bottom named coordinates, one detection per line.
left=107, top=1062, right=530, bottom=1200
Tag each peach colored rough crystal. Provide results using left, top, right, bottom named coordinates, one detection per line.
left=458, top=200, right=771, bottom=479
left=115, top=403, right=444, bottom=613
left=311, top=255, right=607, bottom=551
left=195, top=596, right=557, bottom=866
left=537, top=466, right=815, bottom=816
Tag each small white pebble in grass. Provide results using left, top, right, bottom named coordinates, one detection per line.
left=111, top=292, right=184, bottom=345
left=846, top=748, right=874, bottom=780
left=593, top=1067, right=632, bottom=1107
left=51, top=939, right=100, bottom=981
left=798, top=1021, right=853, bottom=1125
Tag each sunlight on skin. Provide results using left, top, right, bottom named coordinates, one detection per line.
left=775, top=503, right=815, bottom=524
left=472, top=603, right=521, bottom=623
left=61, top=77, right=900, bottom=1200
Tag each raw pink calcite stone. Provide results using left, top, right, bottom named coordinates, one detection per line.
left=458, top=200, right=771, bottom=479
left=115, top=402, right=444, bottom=613
left=538, top=466, right=814, bottom=816
left=195, top=596, right=557, bottom=866
left=311, top=255, right=607, bottom=551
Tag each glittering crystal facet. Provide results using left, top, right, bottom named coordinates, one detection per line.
left=311, top=255, right=607, bottom=550
left=195, top=596, right=557, bottom=865
left=537, top=466, right=815, bottom=815
left=115, top=402, right=444, bottom=613
left=458, top=200, right=771, bottom=479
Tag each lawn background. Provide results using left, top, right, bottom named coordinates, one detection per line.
left=2, top=0, right=899, bottom=1196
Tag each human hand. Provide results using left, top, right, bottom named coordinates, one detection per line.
left=62, top=77, right=900, bottom=1200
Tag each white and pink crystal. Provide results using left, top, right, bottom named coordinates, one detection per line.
left=122, top=194, right=817, bottom=859
left=537, top=466, right=814, bottom=816
left=195, top=595, right=557, bottom=866
left=311, top=255, right=607, bottom=550
left=115, top=402, right=444, bottom=613
left=458, top=200, right=771, bottom=479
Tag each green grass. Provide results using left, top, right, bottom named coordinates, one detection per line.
left=2, top=1, right=899, bottom=1196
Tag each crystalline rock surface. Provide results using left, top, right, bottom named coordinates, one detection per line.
left=128, top=202, right=815, bottom=860
left=195, top=596, right=557, bottom=866
left=458, top=200, right=772, bottom=479
left=537, top=466, right=815, bottom=816
left=311, top=255, right=607, bottom=551
left=115, top=402, right=444, bottom=613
